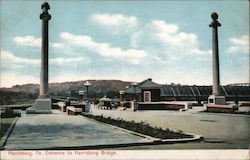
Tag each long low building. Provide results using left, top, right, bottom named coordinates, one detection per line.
left=125, top=78, right=250, bottom=104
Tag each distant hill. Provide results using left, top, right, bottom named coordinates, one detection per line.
left=1, top=80, right=131, bottom=96
left=0, top=80, right=132, bottom=104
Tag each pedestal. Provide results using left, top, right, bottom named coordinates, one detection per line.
left=208, top=95, right=226, bottom=105
left=131, top=101, right=138, bottom=111
left=205, top=95, right=238, bottom=113
left=84, top=103, right=91, bottom=112
left=26, top=99, right=52, bottom=114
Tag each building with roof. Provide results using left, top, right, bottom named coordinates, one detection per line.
left=125, top=79, right=250, bottom=105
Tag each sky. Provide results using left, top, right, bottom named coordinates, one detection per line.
left=0, top=0, right=249, bottom=87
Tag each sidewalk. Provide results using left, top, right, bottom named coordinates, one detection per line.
left=4, top=110, right=150, bottom=150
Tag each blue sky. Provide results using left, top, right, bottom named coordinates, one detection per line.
left=0, top=0, right=249, bottom=87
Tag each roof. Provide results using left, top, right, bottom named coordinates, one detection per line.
left=125, top=78, right=161, bottom=94
left=160, top=85, right=250, bottom=97
left=125, top=79, right=250, bottom=97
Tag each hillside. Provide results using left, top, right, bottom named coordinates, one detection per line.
left=0, top=80, right=131, bottom=104
left=1, top=80, right=131, bottom=94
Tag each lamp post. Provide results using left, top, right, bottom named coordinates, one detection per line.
left=84, top=81, right=91, bottom=102
left=131, top=82, right=138, bottom=101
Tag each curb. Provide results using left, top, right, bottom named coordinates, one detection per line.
left=2, top=114, right=203, bottom=150
left=81, top=114, right=203, bottom=144
left=31, top=124, right=203, bottom=150
left=161, top=134, right=203, bottom=143
left=0, top=117, right=19, bottom=149
left=81, top=114, right=161, bottom=142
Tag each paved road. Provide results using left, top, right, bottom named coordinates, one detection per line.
left=4, top=110, right=150, bottom=150
left=5, top=108, right=250, bottom=150
left=91, top=107, right=250, bottom=149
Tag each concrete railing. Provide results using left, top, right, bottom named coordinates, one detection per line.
left=0, top=104, right=33, bottom=109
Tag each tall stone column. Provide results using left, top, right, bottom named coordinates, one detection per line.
left=39, top=2, right=51, bottom=99
left=208, top=12, right=225, bottom=105
left=26, top=2, right=52, bottom=114
left=209, top=12, right=221, bottom=96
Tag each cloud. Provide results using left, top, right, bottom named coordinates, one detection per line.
left=51, top=42, right=64, bottom=49
left=1, top=50, right=87, bottom=66
left=13, top=35, right=41, bottom=47
left=90, top=13, right=138, bottom=34
left=227, top=35, right=249, bottom=54
left=151, top=20, right=198, bottom=47
left=131, top=19, right=211, bottom=63
left=60, top=32, right=147, bottom=64
left=151, top=20, right=178, bottom=34
left=1, top=50, right=40, bottom=65
left=50, top=57, right=89, bottom=65
left=13, top=35, right=65, bottom=49
left=91, top=13, right=138, bottom=28
left=0, top=72, right=39, bottom=87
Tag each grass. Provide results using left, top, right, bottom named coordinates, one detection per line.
left=82, top=114, right=193, bottom=139
left=0, top=117, right=15, bottom=140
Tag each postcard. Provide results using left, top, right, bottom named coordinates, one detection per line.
left=0, top=0, right=249, bottom=160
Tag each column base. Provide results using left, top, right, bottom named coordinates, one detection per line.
left=26, top=98, right=52, bottom=114
left=38, top=94, right=49, bottom=99
left=205, top=95, right=238, bottom=113
left=208, top=95, right=226, bottom=105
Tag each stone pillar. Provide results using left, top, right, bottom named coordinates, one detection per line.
left=119, top=90, right=125, bottom=108
left=209, top=12, right=221, bottom=96
left=78, top=91, right=84, bottom=104
left=39, top=2, right=51, bottom=99
left=208, top=12, right=225, bottom=105
left=26, top=2, right=52, bottom=114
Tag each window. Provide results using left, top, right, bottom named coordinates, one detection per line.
left=144, top=91, right=151, bottom=102
left=209, top=98, right=214, bottom=104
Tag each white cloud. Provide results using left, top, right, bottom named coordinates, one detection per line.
left=60, top=32, right=147, bottom=64
left=51, top=42, right=64, bottom=49
left=13, top=35, right=41, bottom=47
left=131, top=19, right=211, bottom=62
left=151, top=20, right=178, bottom=34
left=227, top=35, right=249, bottom=54
left=231, top=35, right=249, bottom=46
left=151, top=20, right=198, bottom=47
left=91, top=13, right=138, bottom=28
left=50, top=57, right=89, bottom=65
left=13, top=35, right=65, bottom=49
left=0, top=72, right=39, bottom=87
left=91, top=13, right=138, bottom=34
left=1, top=50, right=87, bottom=66
left=1, top=50, right=40, bottom=65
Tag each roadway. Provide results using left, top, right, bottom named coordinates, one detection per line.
left=90, top=107, right=250, bottom=149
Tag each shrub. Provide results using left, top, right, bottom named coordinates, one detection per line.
left=82, top=114, right=192, bottom=139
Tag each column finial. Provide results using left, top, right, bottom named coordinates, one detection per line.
left=209, top=12, right=221, bottom=28
left=40, top=2, right=51, bottom=20
left=41, top=2, right=50, bottom=12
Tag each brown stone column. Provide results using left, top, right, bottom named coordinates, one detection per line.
left=209, top=12, right=221, bottom=96
left=39, top=2, right=51, bottom=99
left=207, top=12, right=225, bottom=105
left=26, top=2, right=52, bottom=114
